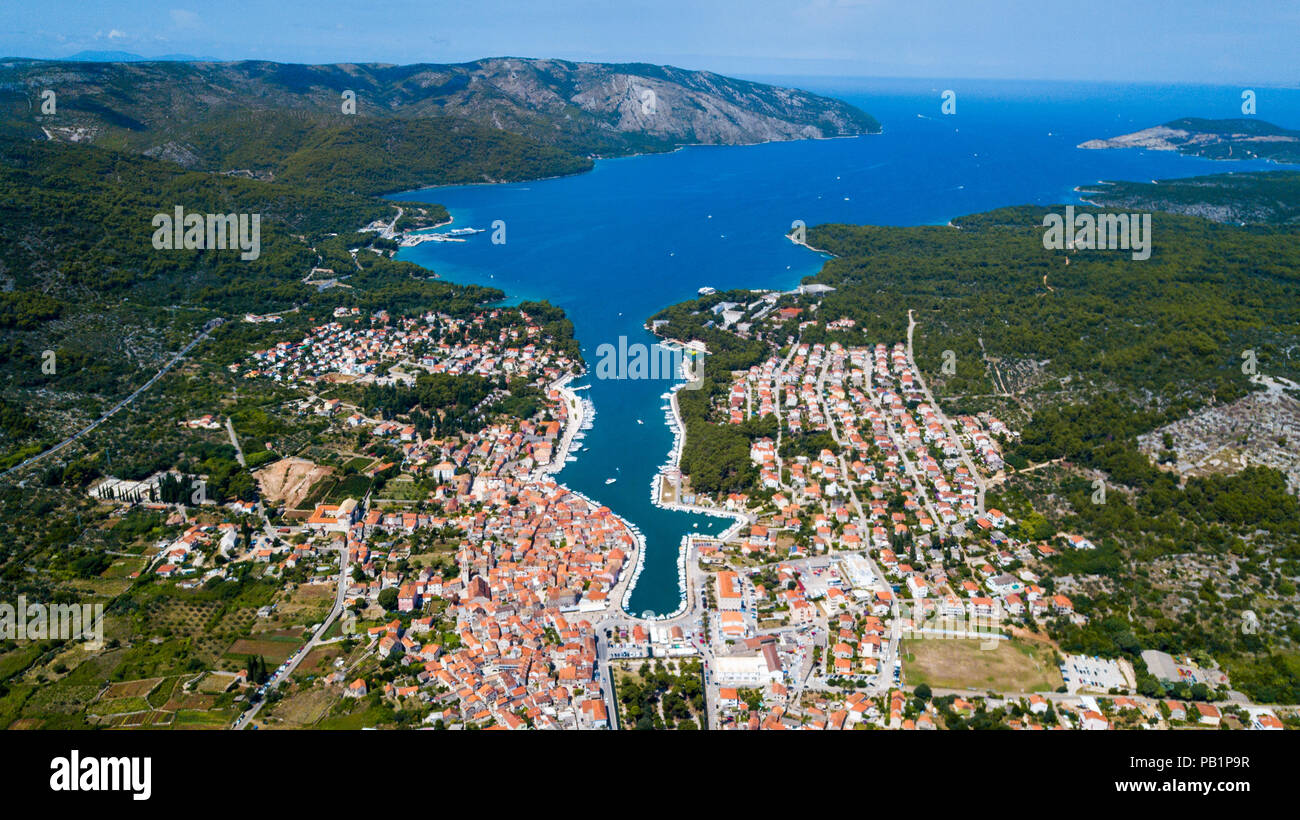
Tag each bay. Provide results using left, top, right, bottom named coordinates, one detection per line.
left=393, top=78, right=1299, bottom=616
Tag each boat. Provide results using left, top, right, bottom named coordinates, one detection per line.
left=446, top=227, right=484, bottom=236
left=605, top=478, right=617, bottom=485
left=636, top=419, right=643, bottom=425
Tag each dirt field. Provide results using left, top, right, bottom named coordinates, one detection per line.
left=294, top=645, right=342, bottom=678
left=101, top=678, right=164, bottom=700
left=267, top=687, right=337, bottom=727
left=264, top=583, right=334, bottom=629
left=194, top=671, right=241, bottom=693
left=162, top=692, right=217, bottom=711
left=254, top=457, right=335, bottom=510
left=901, top=637, right=1063, bottom=693
left=7, top=718, right=42, bottom=730
left=225, top=636, right=301, bottom=664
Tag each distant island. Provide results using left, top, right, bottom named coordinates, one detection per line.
left=1079, top=117, right=1300, bottom=164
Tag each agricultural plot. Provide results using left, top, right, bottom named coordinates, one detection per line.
left=261, top=583, right=335, bottom=631
left=225, top=634, right=303, bottom=665
left=88, top=675, right=236, bottom=728
left=292, top=645, right=343, bottom=679
left=102, top=677, right=164, bottom=700
left=264, top=687, right=338, bottom=727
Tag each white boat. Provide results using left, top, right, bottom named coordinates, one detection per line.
left=636, top=419, right=643, bottom=425
left=605, top=478, right=617, bottom=485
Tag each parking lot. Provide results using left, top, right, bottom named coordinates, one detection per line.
left=1060, top=654, right=1129, bottom=693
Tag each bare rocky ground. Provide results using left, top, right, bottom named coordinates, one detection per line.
left=1138, top=376, right=1300, bottom=491
left=253, top=456, right=333, bottom=509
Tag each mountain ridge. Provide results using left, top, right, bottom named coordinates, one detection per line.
left=0, top=57, right=880, bottom=194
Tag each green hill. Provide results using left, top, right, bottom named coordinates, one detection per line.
left=1080, top=170, right=1300, bottom=226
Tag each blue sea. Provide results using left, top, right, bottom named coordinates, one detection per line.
left=392, top=78, right=1300, bottom=616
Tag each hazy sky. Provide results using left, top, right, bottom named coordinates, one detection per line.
left=4, top=0, right=1296, bottom=85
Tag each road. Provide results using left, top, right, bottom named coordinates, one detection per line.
left=385, top=206, right=404, bottom=238
left=976, top=335, right=1012, bottom=397
left=234, top=534, right=353, bottom=730
left=803, top=350, right=902, bottom=692
left=771, top=341, right=799, bottom=478
left=906, top=309, right=986, bottom=515
left=2, top=318, right=224, bottom=480
left=594, top=536, right=718, bottom=727
left=226, top=416, right=247, bottom=468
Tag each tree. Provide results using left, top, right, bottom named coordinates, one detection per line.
left=378, top=587, right=399, bottom=611
left=247, top=654, right=269, bottom=684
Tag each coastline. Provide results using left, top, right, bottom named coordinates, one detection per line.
left=657, top=382, right=749, bottom=541
left=787, top=234, right=838, bottom=258
left=531, top=369, right=652, bottom=621
left=383, top=130, right=877, bottom=201
left=386, top=132, right=873, bottom=623
left=537, top=370, right=586, bottom=477
left=616, top=367, right=750, bottom=621
left=1073, top=182, right=1111, bottom=208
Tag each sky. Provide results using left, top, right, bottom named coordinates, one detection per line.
left=2, top=0, right=1297, bottom=85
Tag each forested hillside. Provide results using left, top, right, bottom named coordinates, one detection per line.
left=1080, top=170, right=1300, bottom=226
left=0, top=57, right=879, bottom=194
left=0, top=137, right=496, bottom=469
